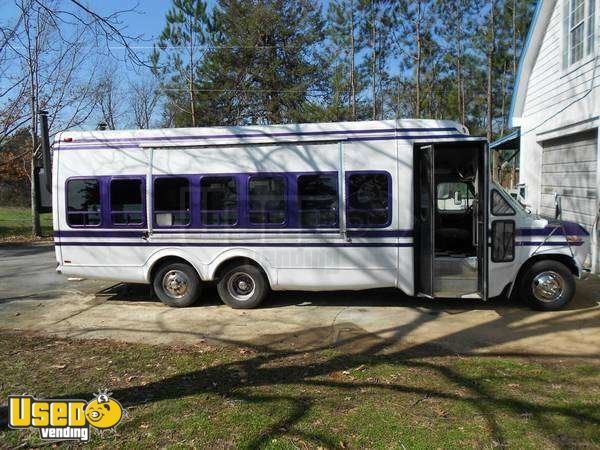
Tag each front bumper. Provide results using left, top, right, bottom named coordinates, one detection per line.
left=580, top=269, right=593, bottom=280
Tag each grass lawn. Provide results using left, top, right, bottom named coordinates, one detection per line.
left=0, top=206, right=52, bottom=240
left=0, top=332, right=598, bottom=449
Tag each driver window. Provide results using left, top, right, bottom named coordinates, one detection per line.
left=436, top=182, right=473, bottom=212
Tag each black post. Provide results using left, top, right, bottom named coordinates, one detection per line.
left=38, top=110, right=51, bottom=192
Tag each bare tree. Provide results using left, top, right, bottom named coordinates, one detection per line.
left=95, top=68, right=125, bottom=130
left=2, top=0, right=143, bottom=236
left=130, top=78, right=161, bottom=129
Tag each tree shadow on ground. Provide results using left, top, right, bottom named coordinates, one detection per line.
left=2, top=296, right=598, bottom=448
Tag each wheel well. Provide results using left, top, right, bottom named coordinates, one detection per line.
left=512, top=254, right=579, bottom=295
left=213, top=257, right=268, bottom=282
left=149, top=256, right=199, bottom=283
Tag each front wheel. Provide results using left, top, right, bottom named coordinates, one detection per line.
left=217, top=264, right=269, bottom=309
left=517, top=260, right=575, bottom=311
left=153, top=262, right=202, bottom=307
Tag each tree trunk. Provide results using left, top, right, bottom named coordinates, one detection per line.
left=350, top=0, right=356, bottom=120
left=500, top=62, right=507, bottom=136
left=188, top=16, right=196, bottom=127
left=512, top=0, right=517, bottom=75
left=28, top=20, right=41, bottom=238
left=30, top=155, right=41, bottom=237
left=487, top=49, right=494, bottom=142
left=370, top=0, right=377, bottom=120
left=415, top=0, right=422, bottom=118
left=487, top=0, right=498, bottom=180
left=456, top=14, right=465, bottom=125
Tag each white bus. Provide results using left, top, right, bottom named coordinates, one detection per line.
left=51, top=119, right=593, bottom=310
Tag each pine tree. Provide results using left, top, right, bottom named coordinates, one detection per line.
left=325, top=0, right=364, bottom=121
left=151, top=0, right=210, bottom=127
left=198, top=0, right=324, bottom=126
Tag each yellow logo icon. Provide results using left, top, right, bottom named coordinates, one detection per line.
left=8, top=390, right=125, bottom=442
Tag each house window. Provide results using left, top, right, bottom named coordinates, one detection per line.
left=110, top=179, right=144, bottom=225
left=346, top=172, right=391, bottom=227
left=297, top=174, right=338, bottom=227
left=66, top=179, right=101, bottom=227
left=154, top=177, right=190, bottom=227
left=588, top=0, right=596, bottom=55
left=248, top=176, right=286, bottom=225
left=200, top=176, right=238, bottom=226
left=564, top=0, right=596, bottom=67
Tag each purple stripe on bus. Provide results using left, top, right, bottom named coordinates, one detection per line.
left=56, top=133, right=470, bottom=151
left=54, top=229, right=414, bottom=238
left=516, top=223, right=589, bottom=237
left=63, top=127, right=461, bottom=144
left=56, top=241, right=414, bottom=248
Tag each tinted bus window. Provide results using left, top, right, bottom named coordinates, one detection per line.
left=110, top=179, right=143, bottom=225
left=66, top=179, right=101, bottom=226
left=248, top=176, right=286, bottom=225
left=154, top=177, right=190, bottom=226
left=200, top=176, right=238, bottom=226
left=297, top=174, right=338, bottom=227
left=346, top=172, right=391, bottom=227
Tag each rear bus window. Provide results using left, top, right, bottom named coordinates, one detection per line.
left=154, top=177, right=190, bottom=226
left=66, top=179, right=101, bottom=227
left=346, top=172, right=391, bottom=227
left=110, top=179, right=143, bottom=225
left=200, top=176, right=238, bottom=226
left=297, top=174, right=338, bottom=227
left=248, top=176, right=286, bottom=225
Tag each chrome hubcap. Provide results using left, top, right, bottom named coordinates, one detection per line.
left=162, top=270, right=189, bottom=299
left=227, top=272, right=255, bottom=301
left=532, top=271, right=564, bottom=302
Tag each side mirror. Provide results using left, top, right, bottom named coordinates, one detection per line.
left=454, top=191, right=462, bottom=205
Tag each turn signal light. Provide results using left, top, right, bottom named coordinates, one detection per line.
left=565, top=235, right=583, bottom=244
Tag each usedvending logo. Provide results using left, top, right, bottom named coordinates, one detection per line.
left=8, top=390, right=125, bottom=442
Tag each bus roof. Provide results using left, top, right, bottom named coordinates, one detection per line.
left=55, top=119, right=474, bottom=151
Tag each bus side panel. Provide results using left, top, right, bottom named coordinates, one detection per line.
left=56, top=147, right=151, bottom=282
left=397, top=142, right=415, bottom=296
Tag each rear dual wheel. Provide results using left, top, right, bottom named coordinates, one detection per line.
left=153, top=262, right=201, bottom=307
left=153, top=261, right=268, bottom=309
left=217, top=264, right=269, bottom=309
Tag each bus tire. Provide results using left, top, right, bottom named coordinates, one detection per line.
left=153, top=262, right=201, bottom=307
left=518, top=260, right=575, bottom=311
left=217, top=264, right=268, bottom=309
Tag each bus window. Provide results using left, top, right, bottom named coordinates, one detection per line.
left=248, top=176, right=286, bottom=225
left=491, top=190, right=516, bottom=216
left=346, top=172, right=391, bottom=227
left=66, top=179, right=101, bottom=227
left=436, top=182, right=473, bottom=212
left=297, top=174, right=338, bottom=227
left=110, top=179, right=143, bottom=225
left=200, top=176, right=238, bottom=226
left=154, top=177, right=190, bottom=227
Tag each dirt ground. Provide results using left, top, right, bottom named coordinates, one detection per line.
left=1, top=243, right=599, bottom=356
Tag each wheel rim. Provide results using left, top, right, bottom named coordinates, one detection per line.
left=162, top=269, right=190, bottom=299
left=531, top=270, right=564, bottom=302
left=226, top=272, right=255, bottom=301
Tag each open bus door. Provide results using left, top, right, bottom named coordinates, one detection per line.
left=414, top=144, right=435, bottom=298
left=415, top=141, right=489, bottom=300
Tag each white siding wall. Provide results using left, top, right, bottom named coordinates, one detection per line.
left=519, top=0, right=599, bottom=214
